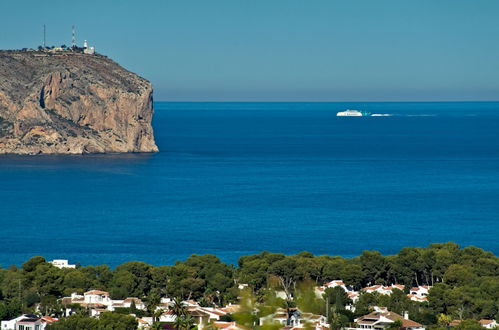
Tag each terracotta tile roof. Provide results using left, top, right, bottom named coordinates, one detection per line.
left=200, top=308, right=227, bottom=316
left=41, top=316, right=58, bottom=323
left=85, top=290, right=109, bottom=296
left=189, top=310, right=210, bottom=317
left=213, top=321, right=240, bottom=329
left=94, top=308, right=109, bottom=312
left=357, top=311, right=423, bottom=328
left=480, top=319, right=495, bottom=325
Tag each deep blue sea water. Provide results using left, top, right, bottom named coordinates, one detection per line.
left=1, top=102, right=498, bottom=267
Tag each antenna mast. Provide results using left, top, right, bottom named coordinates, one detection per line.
left=72, top=25, right=76, bottom=48
left=43, top=24, right=46, bottom=48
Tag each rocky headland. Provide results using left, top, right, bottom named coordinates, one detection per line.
left=0, top=50, right=158, bottom=154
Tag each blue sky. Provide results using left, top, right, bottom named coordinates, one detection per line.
left=1, top=0, right=498, bottom=101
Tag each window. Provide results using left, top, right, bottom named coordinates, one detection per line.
left=18, top=325, right=25, bottom=330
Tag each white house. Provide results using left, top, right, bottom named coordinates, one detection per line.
left=346, top=307, right=425, bottom=330
left=409, top=286, right=431, bottom=298
left=212, top=321, right=245, bottom=330
left=83, top=290, right=112, bottom=305
left=49, top=259, right=76, bottom=269
left=1, top=315, right=57, bottom=330
left=362, top=284, right=405, bottom=295
left=325, top=280, right=349, bottom=291
left=259, top=308, right=330, bottom=330
left=480, top=319, right=498, bottom=329
left=61, top=290, right=146, bottom=316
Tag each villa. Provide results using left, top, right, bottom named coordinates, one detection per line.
left=345, top=307, right=425, bottom=330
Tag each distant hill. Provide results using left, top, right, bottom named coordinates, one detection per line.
left=0, top=50, right=158, bottom=154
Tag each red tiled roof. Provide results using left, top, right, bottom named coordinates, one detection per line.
left=357, top=311, right=423, bottom=328
left=85, top=290, right=109, bottom=296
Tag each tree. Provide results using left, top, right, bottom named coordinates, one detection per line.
left=63, top=270, right=93, bottom=295
left=324, top=286, right=350, bottom=313
left=268, top=257, right=297, bottom=299
left=455, top=319, right=483, bottom=330
left=47, top=314, right=99, bottom=329
left=360, top=251, right=389, bottom=285
left=33, top=264, right=64, bottom=296
left=146, top=292, right=161, bottom=321
left=110, top=270, right=138, bottom=299
left=444, top=265, right=477, bottom=287
left=170, top=297, right=188, bottom=318
left=116, top=261, right=152, bottom=297
left=437, top=313, right=452, bottom=328
left=295, top=280, right=324, bottom=315
left=22, top=256, right=46, bottom=272
left=99, top=312, right=138, bottom=330
left=386, top=319, right=403, bottom=330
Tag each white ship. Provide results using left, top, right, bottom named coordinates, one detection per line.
left=336, top=109, right=371, bottom=116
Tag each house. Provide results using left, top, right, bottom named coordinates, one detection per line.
left=212, top=321, right=245, bottom=330
left=188, top=309, right=211, bottom=328
left=49, top=259, right=76, bottom=269
left=346, top=307, right=425, bottom=330
left=409, top=286, right=430, bottom=298
left=220, top=303, right=240, bottom=314
left=407, top=294, right=428, bottom=303
left=325, top=280, right=349, bottom=291
left=84, top=290, right=112, bottom=305
left=362, top=285, right=405, bottom=296
left=479, top=319, right=498, bottom=329
left=197, top=307, right=228, bottom=322
left=137, top=317, right=153, bottom=329
left=260, top=308, right=330, bottom=330
left=1, top=314, right=57, bottom=330
left=61, top=290, right=146, bottom=316
left=111, top=297, right=146, bottom=311
left=407, top=286, right=431, bottom=302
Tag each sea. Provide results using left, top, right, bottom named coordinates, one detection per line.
left=1, top=102, right=498, bottom=267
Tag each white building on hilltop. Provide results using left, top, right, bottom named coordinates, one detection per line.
left=50, top=259, right=76, bottom=269
left=83, top=40, right=95, bottom=54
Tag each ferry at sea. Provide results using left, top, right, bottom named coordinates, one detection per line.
left=337, top=109, right=371, bottom=116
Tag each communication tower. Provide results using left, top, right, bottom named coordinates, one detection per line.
left=72, top=25, right=77, bottom=48
left=43, top=24, right=46, bottom=48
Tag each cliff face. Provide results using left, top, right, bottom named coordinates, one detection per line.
left=0, top=51, right=158, bottom=154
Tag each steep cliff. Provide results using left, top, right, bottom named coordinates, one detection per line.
left=0, top=50, right=158, bottom=154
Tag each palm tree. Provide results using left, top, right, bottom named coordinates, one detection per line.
left=170, top=297, right=189, bottom=329
left=153, top=308, right=164, bottom=324
left=182, top=315, right=194, bottom=330
left=173, top=316, right=185, bottom=330
left=171, top=297, right=188, bottom=317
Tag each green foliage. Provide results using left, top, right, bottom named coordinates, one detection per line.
left=385, top=319, right=403, bottom=330
left=324, top=286, right=350, bottom=312
left=0, top=243, right=496, bottom=328
left=47, top=312, right=137, bottom=330
left=455, top=319, right=484, bottom=330
left=295, top=280, right=324, bottom=315
left=22, top=256, right=47, bottom=272
left=166, top=254, right=235, bottom=304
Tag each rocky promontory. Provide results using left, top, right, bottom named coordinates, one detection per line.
left=0, top=50, right=158, bottom=154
